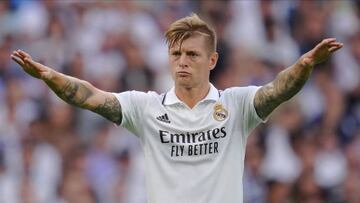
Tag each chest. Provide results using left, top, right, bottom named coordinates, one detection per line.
left=149, top=102, right=231, bottom=131
left=141, top=102, right=242, bottom=160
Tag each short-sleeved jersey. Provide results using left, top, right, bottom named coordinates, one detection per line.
left=113, top=84, right=264, bottom=203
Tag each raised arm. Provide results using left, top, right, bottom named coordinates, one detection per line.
left=11, top=50, right=122, bottom=125
left=254, top=38, right=343, bottom=120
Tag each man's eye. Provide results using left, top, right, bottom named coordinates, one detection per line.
left=188, top=52, right=197, bottom=57
left=172, top=52, right=180, bottom=56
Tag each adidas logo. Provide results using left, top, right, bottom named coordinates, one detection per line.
left=156, top=113, right=171, bottom=123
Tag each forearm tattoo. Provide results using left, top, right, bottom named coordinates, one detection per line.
left=52, top=79, right=122, bottom=124
left=254, top=62, right=312, bottom=119
left=53, top=80, right=93, bottom=106
left=93, top=97, right=122, bottom=125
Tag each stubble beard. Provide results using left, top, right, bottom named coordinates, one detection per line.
left=175, top=76, right=195, bottom=89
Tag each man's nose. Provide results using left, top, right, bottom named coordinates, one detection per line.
left=179, top=54, right=188, bottom=68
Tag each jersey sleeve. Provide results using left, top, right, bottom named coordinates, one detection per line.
left=227, top=86, right=266, bottom=138
left=112, top=91, right=148, bottom=137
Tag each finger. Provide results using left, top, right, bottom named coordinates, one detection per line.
left=316, top=39, right=336, bottom=49
left=323, top=38, right=336, bottom=44
left=320, top=38, right=335, bottom=45
left=18, top=50, right=31, bottom=59
left=329, top=45, right=342, bottom=52
left=11, top=55, right=25, bottom=66
left=17, top=49, right=26, bottom=57
left=24, top=57, right=39, bottom=67
left=329, top=43, right=343, bottom=51
left=329, top=42, right=343, bottom=47
left=12, top=51, right=24, bottom=59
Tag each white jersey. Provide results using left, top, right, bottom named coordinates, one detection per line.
left=113, top=84, right=265, bottom=203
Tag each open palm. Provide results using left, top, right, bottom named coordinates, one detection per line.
left=11, top=50, right=52, bottom=80
left=309, top=38, right=343, bottom=66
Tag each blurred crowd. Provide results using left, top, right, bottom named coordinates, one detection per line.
left=0, top=0, right=359, bottom=203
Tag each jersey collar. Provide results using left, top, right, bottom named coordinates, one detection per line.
left=163, top=83, right=219, bottom=106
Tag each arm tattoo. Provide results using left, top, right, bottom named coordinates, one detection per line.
left=93, top=96, right=122, bottom=125
left=254, top=62, right=313, bottom=119
left=53, top=80, right=93, bottom=107
left=46, top=75, right=122, bottom=124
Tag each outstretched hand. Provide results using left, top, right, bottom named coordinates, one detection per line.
left=11, top=50, right=52, bottom=80
left=302, top=38, right=343, bottom=67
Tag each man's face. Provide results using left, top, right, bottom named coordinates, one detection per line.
left=169, top=35, right=218, bottom=89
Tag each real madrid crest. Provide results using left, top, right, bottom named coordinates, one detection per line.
left=213, top=103, right=228, bottom=121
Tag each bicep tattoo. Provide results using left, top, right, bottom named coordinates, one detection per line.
left=93, top=96, right=122, bottom=125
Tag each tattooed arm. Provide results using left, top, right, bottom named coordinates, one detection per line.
left=11, top=50, right=122, bottom=125
left=46, top=74, right=122, bottom=125
left=254, top=38, right=343, bottom=120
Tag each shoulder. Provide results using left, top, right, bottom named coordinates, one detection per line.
left=219, top=86, right=262, bottom=111
left=221, top=86, right=261, bottom=98
left=112, top=90, right=164, bottom=105
left=113, top=90, right=160, bottom=97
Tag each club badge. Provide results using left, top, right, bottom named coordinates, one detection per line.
left=213, top=103, right=228, bottom=121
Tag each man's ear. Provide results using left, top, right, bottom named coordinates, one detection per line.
left=209, top=52, right=219, bottom=70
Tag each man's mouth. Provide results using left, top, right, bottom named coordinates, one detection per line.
left=177, top=71, right=190, bottom=76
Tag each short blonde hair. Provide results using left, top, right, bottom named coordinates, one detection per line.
left=165, top=13, right=217, bottom=53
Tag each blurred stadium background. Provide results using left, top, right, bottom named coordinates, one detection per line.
left=0, top=0, right=360, bottom=203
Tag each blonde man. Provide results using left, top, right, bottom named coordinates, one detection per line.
left=11, top=14, right=342, bottom=203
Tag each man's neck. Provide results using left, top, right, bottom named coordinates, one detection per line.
left=175, top=83, right=210, bottom=109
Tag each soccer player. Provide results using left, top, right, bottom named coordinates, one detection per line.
left=11, top=14, right=342, bottom=203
